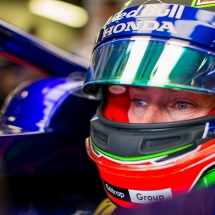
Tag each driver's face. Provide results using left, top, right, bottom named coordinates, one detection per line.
left=128, top=87, right=215, bottom=123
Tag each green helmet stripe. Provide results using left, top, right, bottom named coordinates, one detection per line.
left=195, top=167, right=215, bottom=188
left=91, top=140, right=193, bottom=161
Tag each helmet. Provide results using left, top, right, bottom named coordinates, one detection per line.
left=83, top=2, right=215, bottom=209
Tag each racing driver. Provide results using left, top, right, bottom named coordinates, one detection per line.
left=82, top=0, right=215, bottom=214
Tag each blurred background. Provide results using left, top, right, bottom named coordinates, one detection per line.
left=0, top=0, right=124, bottom=58
left=0, top=0, right=124, bottom=107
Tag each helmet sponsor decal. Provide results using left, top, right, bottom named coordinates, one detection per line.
left=191, top=0, right=215, bottom=7
left=105, top=181, right=131, bottom=202
left=109, top=85, right=126, bottom=94
left=102, top=4, right=185, bottom=40
left=129, top=188, right=173, bottom=204
left=104, top=181, right=173, bottom=204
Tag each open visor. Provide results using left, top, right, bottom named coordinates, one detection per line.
left=83, top=37, right=215, bottom=95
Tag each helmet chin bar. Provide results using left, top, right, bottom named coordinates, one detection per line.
left=90, top=107, right=215, bottom=163
left=86, top=107, right=215, bottom=209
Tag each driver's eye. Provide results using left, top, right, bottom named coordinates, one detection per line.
left=132, top=99, right=147, bottom=107
left=177, top=102, right=189, bottom=109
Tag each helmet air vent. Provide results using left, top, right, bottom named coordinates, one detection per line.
left=94, top=130, right=108, bottom=144
left=143, top=136, right=180, bottom=148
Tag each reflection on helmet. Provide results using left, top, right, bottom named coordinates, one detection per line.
left=83, top=3, right=215, bottom=209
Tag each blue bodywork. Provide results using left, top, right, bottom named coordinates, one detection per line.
left=0, top=18, right=104, bottom=214
left=0, top=18, right=100, bottom=175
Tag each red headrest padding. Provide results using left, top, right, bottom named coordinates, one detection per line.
left=103, top=85, right=130, bottom=123
left=103, top=96, right=130, bottom=122
left=208, top=108, right=215, bottom=115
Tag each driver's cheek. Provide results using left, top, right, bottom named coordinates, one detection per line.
left=128, top=104, right=171, bottom=123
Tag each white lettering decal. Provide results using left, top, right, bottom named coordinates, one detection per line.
left=157, top=21, right=177, bottom=33
left=126, top=5, right=144, bottom=18
left=168, top=5, right=178, bottom=18
left=140, top=20, right=160, bottom=31
left=129, top=188, right=172, bottom=204
left=124, top=21, right=141, bottom=31
left=103, top=26, right=114, bottom=38
left=176, top=5, right=185, bottom=19
left=106, top=4, right=184, bottom=26
left=106, top=184, right=125, bottom=199
left=139, top=5, right=170, bottom=17
left=113, top=23, right=126, bottom=33
left=102, top=21, right=177, bottom=39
